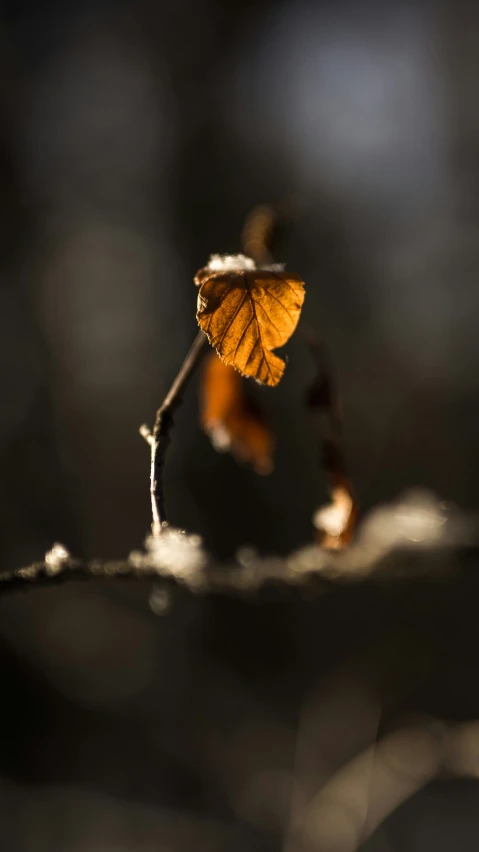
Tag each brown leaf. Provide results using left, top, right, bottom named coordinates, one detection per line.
left=200, top=353, right=274, bottom=475
left=195, top=257, right=305, bottom=387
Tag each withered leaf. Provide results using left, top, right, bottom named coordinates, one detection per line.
left=195, top=262, right=305, bottom=387
left=312, top=481, right=358, bottom=549
left=200, top=352, right=274, bottom=475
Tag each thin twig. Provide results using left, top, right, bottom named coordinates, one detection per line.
left=241, top=197, right=299, bottom=265
left=141, top=330, right=207, bottom=535
left=300, top=321, right=358, bottom=547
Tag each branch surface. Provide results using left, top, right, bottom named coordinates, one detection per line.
left=141, top=330, right=207, bottom=535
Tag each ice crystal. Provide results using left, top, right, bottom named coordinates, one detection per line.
left=44, top=542, right=71, bottom=575
left=206, top=253, right=257, bottom=273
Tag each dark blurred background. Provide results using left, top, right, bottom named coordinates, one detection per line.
left=1, top=0, right=479, bottom=848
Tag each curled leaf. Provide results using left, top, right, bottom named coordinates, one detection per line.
left=200, top=352, right=274, bottom=475
left=313, top=481, right=358, bottom=549
left=195, top=254, right=305, bottom=387
left=302, top=325, right=358, bottom=548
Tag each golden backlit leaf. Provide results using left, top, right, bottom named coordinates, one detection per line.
left=200, top=352, right=274, bottom=475
left=195, top=261, right=305, bottom=387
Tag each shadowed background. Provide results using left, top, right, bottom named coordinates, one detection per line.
left=1, top=0, right=479, bottom=849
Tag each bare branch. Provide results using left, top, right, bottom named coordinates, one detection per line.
left=0, top=554, right=320, bottom=596
left=141, top=331, right=208, bottom=535
left=301, top=322, right=358, bottom=547
left=241, top=197, right=299, bottom=265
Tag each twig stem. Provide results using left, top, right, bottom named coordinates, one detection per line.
left=141, top=330, right=207, bottom=535
left=300, top=321, right=358, bottom=545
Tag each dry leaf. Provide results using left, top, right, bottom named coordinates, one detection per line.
left=195, top=254, right=305, bottom=387
left=313, top=481, right=358, bottom=549
left=200, top=352, right=274, bottom=474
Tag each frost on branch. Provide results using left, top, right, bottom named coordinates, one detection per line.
left=129, top=526, right=208, bottom=587
left=294, top=489, right=459, bottom=581
left=359, top=488, right=449, bottom=553
left=44, top=542, right=71, bottom=575
left=3, top=491, right=472, bottom=597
